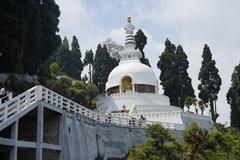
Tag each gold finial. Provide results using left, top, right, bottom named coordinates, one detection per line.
left=127, top=16, right=131, bottom=24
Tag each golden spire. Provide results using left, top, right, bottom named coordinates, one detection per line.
left=127, top=16, right=131, bottom=24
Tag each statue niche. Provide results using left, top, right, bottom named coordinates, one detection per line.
left=122, top=76, right=132, bottom=92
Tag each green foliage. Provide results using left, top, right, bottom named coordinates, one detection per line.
left=128, top=124, right=183, bottom=160
left=227, top=63, right=240, bottom=128
left=86, top=83, right=99, bottom=108
left=0, top=0, right=61, bottom=74
left=93, top=44, right=118, bottom=93
left=198, top=99, right=206, bottom=115
left=135, top=29, right=151, bottom=67
left=45, top=75, right=99, bottom=109
left=184, top=96, right=196, bottom=112
left=183, top=122, right=208, bottom=160
left=198, top=44, right=222, bottom=122
left=57, top=36, right=84, bottom=79
left=49, top=62, right=59, bottom=74
left=157, top=39, right=195, bottom=108
left=175, top=45, right=195, bottom=108
left=74, top=80, right=86, bottom=90
left=128, top=123, right=240, bottom=160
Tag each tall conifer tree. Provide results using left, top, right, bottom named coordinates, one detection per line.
left=135, top=29, right=151, bottom=67
left=58, top=36, right=83, bottom=79
left=93, top=44, right=118, bottom=93
left=157, top=39, right=178, bottom=106
left=158, top=39, right=195, bottom=108
left=69, top=36, right=83, bottom=79
left=0, top=0, right=61, bottom=74
left=175, top=45, right=195, bottom=108
left=198, top=44, right=222, bottom=122
left=227, top=63, right=240, bottom=128
left=58, top=36, right=70, bottom=72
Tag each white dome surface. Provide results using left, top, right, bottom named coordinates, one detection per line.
left=106, top=60, right=157, bottom=90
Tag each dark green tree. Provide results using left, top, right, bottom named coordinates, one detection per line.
left=38, top=0, right=61, bottom=72
left=84, top=49, right=94, bottom=83
left=0, top=0, right=61, bottom=74
left=86, top=83, right=99, bottom=108
left=198, top=44, right=222, bottom=122
left=175, top=45, right=195, bottom=108
left=157, top=39, right=177, bottom=106
left=183, top=123, right=209, bottom=160
left=61, top=36, right=69, bottom=49
left=93, top=44, right=118, bottom=93
left=68, top=35, right=83, bottom=79
left=58, top=36, right=70, bottom=71
left=227, top=63, right=240, bottom=128
left=128, top=124, right=183, bottom=160
left=57, top=36, right=83, bottom=79
left=158, top=40, right=194, bottom=108
left=128, top=123, right=240, bottom=160
left=135, top=29, right=151, bottom=67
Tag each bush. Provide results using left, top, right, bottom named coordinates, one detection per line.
left=49, top=62, right=59, bottom=74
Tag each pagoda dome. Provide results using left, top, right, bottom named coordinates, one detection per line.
left=106, top=60, right=158, bottom=94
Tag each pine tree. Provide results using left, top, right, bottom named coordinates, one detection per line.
left=84, top=49, right=94, bottom=83
left=69, top=36, right=83, bottom=79
left=158, top=39, right=178, bottom=106
left=198, top=44, right=222, bottom=122
left=158, top=39, right=195, bottom=108
left=135, top=29, right=151, bottom=67
left=58, top=36, right=83, bottom=79
left=0, top=0, right=61, bottom=74
left=93, top=44, right=118, bottom=93
left=62, top=36, right=69, bottom=49
left=227, top=63, right=240, bottom=128
left=175, top=45, right=195, bottom=108
left=58, top=37, right=70, bottom=72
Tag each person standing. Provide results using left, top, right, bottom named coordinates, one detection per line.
left=0, top=88, right=8, bottom=103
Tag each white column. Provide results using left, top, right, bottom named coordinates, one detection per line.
left=10, top=121, right=18, bottom=160
left=36, top=106, right=44, bottom=160
left=132, top=84, right=135, bottom=93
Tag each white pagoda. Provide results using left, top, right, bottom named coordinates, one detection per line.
left=96, top=17, right=213, bottom=130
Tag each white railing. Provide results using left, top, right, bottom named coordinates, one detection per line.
left=0, top=86, right=41, bottom=124
left=0, top=85, right=179, bottom=130
left=111, top=112, right=181, bottom=130
left=133, top=104, right=182, bottom=113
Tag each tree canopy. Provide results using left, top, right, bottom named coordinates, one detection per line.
left=128, top=123, right=240, bottom=160
left=93, top=44, right=118, bottom=93
left=198, top=44, right=222, bottom=122
left=45, top=75, right=99, bottom=109
left=59, top=36, right=84, bottom=79
left=157, top=39, right=195, bottom=108
left=135, top=29, right=151, bottom=67
left=0, top=0, right=61, bottom=74
left=227, top=63, right=240, bottom=128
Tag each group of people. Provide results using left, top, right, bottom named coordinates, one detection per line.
left=0, top=88, right=8, bottom=104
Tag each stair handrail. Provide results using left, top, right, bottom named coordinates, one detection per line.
left=0, top=85, right=178, bottom=130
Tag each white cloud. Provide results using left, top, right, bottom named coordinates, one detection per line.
left=137, top=0, right=240, bottom=124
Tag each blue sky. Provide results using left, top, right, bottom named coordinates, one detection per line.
left=55, top=0, right=240, bottom=125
